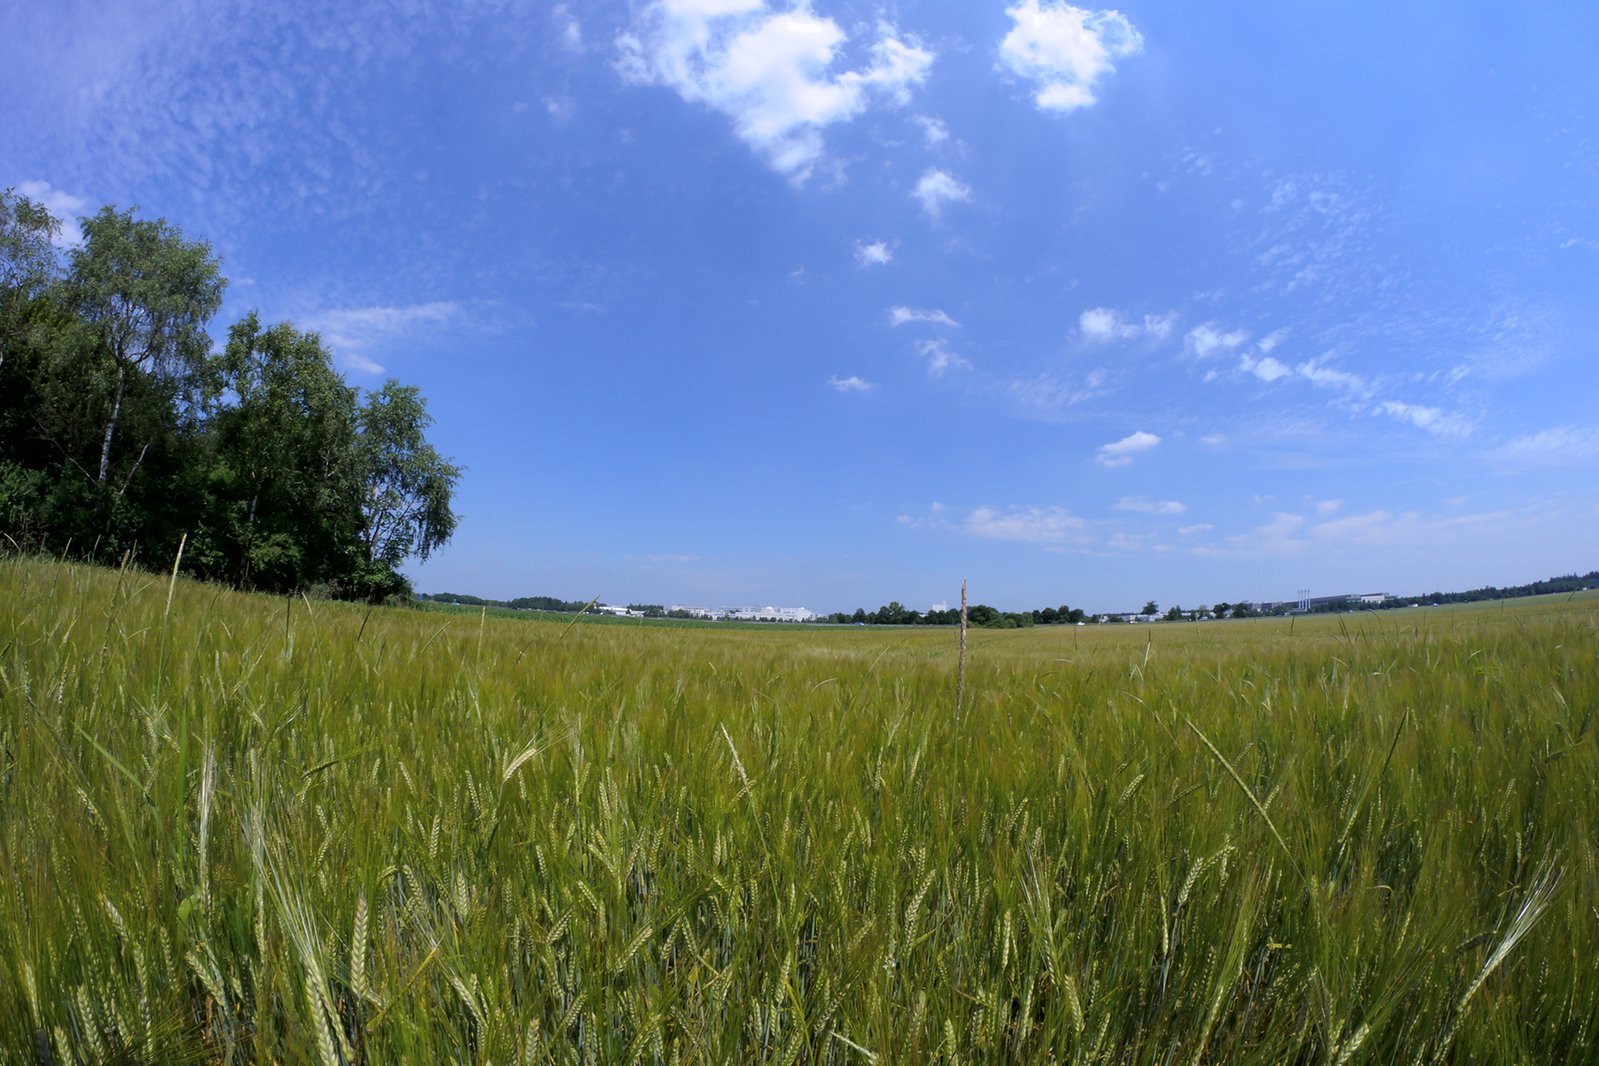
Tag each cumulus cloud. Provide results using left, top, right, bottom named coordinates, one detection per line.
left=1115, top=496, right=1185, bottom=515
left=827, top=374, right=874, bottom=392
left=889, top=306, right=958, bottom=327
left=917, top=339, right=970, bottom=376
left=618, top=2, right=934, bottom=183
left=998, top=0, right=1144, bottom=113
left=854, top=239, right=893, bottom=267
left=16, top=180, right=88, bottom=246
left=912, top=168, right=971, bottom=217
left=965, top=505, right=1089, bottom=545
left=1079, top=307, right=1174, bottom=342
left=1185, top=322, right=1250, bottom=357
left=1238, top=352, right=1291, bottom=382
left=1095, top=430, right=1160, bottom=467
left=304, top=301, right=461, bottom=374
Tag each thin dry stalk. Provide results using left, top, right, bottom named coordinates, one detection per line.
left=956, top=579, right=968, bottom=723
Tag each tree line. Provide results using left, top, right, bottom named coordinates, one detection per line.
left=0, top=189, right=460, bottom=600
left=820, top=601, right=1088, bottom=628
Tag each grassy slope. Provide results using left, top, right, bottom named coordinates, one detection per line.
left=1, top=557, right=1595, bottom=1063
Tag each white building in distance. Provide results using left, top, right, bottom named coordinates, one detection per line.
left=670, top=605, right=816, bottom=622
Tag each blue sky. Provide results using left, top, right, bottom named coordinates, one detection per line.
left=6, top=0, right=1597, bottom=613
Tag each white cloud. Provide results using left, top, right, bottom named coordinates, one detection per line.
left=912, top=168, right=971, bottom=218
left=1095, top=430, right=1160, bottom=467
left=16, top=179, right=88, bottom=246
left=618, top=3, right=934, bottom=183
left=342, top=352, right=386, bottom=375
left=917, top=339, right=970, bottom=376
left=966, top=505, right=1089, bottom=545
left=304, top=301, right=462, bottom=374
left=1178, top=523, right=1212, bottom=536
left=827, top=374, right=874, bottom=392
left=1079, top=307, right=1174, bottom=342
left=998, top=0, right=1143, bottom=113
left=1296, top=358, right=1371, bottom=397
left=1315, top=498, right=1343, bottom=516
left=1004, top=368, right=1111, bottom=416
left=1496, top=426, right=1599, bottom=465
left=552, top=3, right=584, bottom=52
left=1257, top=328, right=1289, bottom=353
left=1200, top=433, right=1226, bottom=446
left=1375, top=400, right=1472, bottom=437
left=1239, top=353, right=1291, bottom=382
left=890, top=306, right=958, bottom=327
left=915, top=114, right=949, bottom=147
left=854, top=239, right=893, bottom=267
left=1186, top=322, right=1250, bottom=357
left=1115, top=496, right=1185, bottom=515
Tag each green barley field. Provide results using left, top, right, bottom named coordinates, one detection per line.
left=2, top=555, right=1596, bottom=1064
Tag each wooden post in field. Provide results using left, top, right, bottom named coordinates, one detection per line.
left=956, top=579, right=968, bottom=723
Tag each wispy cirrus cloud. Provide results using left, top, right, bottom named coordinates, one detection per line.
left=1095, top=430, right=1160, bottom=467
left=965, top=504, right=1089, bottom=546
left=1494, top=425, right=1599, bottom=465
left=998, top=0, right=1144, bottom=113
left=618, top=1, right=934, bottom=183
left=1375, top=400, right=1472, bottom=438
left=827, top=375, right=874, bottom=393
left=303, top=300, right=462, bottom=374
left=889, top=306, right=959, bottom=327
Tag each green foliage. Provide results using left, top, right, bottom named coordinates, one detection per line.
left=356, top=382, right=461, bottom=569
left=4, top=558, right=1595, bottom=1062
left=0, top=198, right=459, bottom=597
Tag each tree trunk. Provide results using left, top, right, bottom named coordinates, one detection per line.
left=97, top=363, right=126, bottom=488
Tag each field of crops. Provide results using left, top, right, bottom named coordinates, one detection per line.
left=1, top=556, right=1595, bottom=1063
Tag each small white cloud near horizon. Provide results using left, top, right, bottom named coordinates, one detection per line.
left=854, top=239, right=893, bottom=267
left=913, top=168, right=971, bottom=218
left=917, top=338, right=970, bottom=376
left=617, top=3, right=935, bottom=184
left=1115, top=496, right=1185, bottom=515
left=16, top=180, right=88, bottom=247
left=890, top=306, right=959, bottom=327
left=1096, top=430, right=1160, bottom=467
left=828, top=374, right=875, bottom=392
left=999, top=0, right=1144, bottom=113
left=966, top=504, right=1089, bottom=545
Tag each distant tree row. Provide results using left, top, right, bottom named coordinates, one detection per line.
left=821, top=602, right=1088, bottom=628
left=419, top=592, right=595, bottom=613
left=1, top=189, right=459, bottom=599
